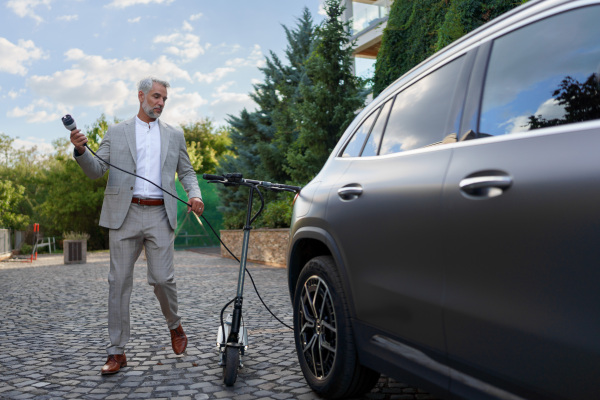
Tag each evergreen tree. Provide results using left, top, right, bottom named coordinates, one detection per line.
left=286, top=0, right=366, bottom=184
left=270, top=8, right=315, bottom=182
left=217, top=9, right=315, bottom=228
left=218, top=110, right=266, bottom=228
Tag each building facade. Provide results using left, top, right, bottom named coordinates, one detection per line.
left=341, top=0, right=392, bottom=77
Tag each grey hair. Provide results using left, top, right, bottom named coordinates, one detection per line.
left=138, top=77, right=170, bottom=94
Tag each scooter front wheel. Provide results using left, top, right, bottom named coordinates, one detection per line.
left=223, top=345, right=239, bottom=386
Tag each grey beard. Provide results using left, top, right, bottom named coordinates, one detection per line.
left=142, top=102, right=161, bottom=119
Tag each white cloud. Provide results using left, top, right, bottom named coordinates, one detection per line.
left=62, top=49, right=191, bottom=82
left=7, top=89, right=25, bottom=99
left=128, top=16, right=141, bottom=23
left=318, top=0, right=327, bottom=16
left=225, top=44, right=264, bottom=68
left=500, top=98, right=566, bottom=135
left=154, top=32, right=205, bottom=61
left=194, top=67, right=235, bottom=84
left=161, top=87, right=208, bottom=126
left=189, top=13, right=202, bottom=21
left=6, top=0, right=51, bottom=23
left=182, top=21, right=193, bottom=32
left=8, top=49, right=192, bottom=121
left=106, top=0, right=174, bottom=9
left=210, top=82, right=252, bottom=106
left=12, top=137, right=54, bottom=155
left=57, top=14, right=78, bottom=22
left=0, top=37, right=47, bottom=75
left=216, top=43, right=242, bottom=56
left=7, top=99, right=63, bottom=124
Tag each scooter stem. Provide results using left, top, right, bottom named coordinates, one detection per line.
left=228, top=185, right=255, bottom=343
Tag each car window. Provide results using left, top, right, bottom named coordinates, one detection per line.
left=341, top=108, right=379, bottom=157
left=479, top=6, right=600, bottom=136
left=361, top=99, right=393, bottom=157
left=379, top=56, right=465, bottom=155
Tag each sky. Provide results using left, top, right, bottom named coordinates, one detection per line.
left=0, top=0, right=327, bottom=155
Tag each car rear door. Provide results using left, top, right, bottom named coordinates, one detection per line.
left=442, top=5, right=600, bottom=399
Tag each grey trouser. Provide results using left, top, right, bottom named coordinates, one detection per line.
left=106, top=203, right=180, bottom=355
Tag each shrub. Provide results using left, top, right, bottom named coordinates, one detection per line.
left=20, top=243, right=32, bottom=255
left=63, top=231, right=90, bottom=240
left=259, top=198, right=294, bottom=229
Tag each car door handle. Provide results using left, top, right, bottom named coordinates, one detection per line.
left=459, top=175, right=512, bottom=199
left=337, top=185, right=363, bottom=201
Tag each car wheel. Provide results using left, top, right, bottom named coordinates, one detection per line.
left=293, top=255, right=380, bottom=399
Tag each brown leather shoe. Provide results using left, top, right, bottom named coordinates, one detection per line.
left=101, top=354, right=127, bottom=375
left=170, top=324, right=187, bottom=355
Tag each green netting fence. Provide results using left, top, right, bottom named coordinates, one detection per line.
left=174, top=175, right=223, bottom=249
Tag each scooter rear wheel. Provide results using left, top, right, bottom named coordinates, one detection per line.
left=223, top=346, right=239, bottom=386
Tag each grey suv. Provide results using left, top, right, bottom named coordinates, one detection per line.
left=286, top=1, right=600, bottom=399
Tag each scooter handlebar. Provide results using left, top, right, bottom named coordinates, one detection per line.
left=269, top=183, right=302, bottom=193
left=203, top=173, right=301, bottom=193
left=203, top=173, right=225, bottom=181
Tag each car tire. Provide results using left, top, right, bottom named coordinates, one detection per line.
left=293, top=255, right=380, bottom=399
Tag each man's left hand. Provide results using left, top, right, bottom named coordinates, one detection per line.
left=188, top=197, right=204, bottom=216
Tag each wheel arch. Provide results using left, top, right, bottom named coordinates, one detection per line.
left=287, top=226, right=356, bottom=317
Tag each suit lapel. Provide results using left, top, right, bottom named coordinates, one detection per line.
left=158, top=120, right=169, bottom=170
left=124, top=117, right=137, bottom=164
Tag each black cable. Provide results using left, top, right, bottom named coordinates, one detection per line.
left=83, top=143, right=292, bottom=330
left=245, top=264, right=293, bottom=330
left=219, top=297, right=236, bottom=347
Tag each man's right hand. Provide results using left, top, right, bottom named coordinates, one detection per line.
left=70, top=128, right=88, bottom=155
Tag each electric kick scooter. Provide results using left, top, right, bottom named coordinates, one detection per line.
left=203, top=173, right=301, bottom=386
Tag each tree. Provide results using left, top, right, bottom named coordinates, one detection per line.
left=373, top=0, right=451, bottom=97
left=0, top=133, right=47, bottom=231
left=259, top=7, right=315, bottom=184
left=181, top=119, right=231, bottom=174
left=435, top=0, right=525, bottom=51
left=286, top=0, right=366, bottom=183
left=0, top=133, right=13, bottom=167
left=528, top=74, right=600, bottom=129
left=373, top=0, right=526, bottom=97
left=217, top=8, right=316, bottom=228
left=36, top=116, right=112, bottom=250
left=0, top=180, right=29, bottom=230
left=224, top=7, right=315, bottom=184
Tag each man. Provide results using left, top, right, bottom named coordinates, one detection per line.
left=70, top=77, right=204, bottom=375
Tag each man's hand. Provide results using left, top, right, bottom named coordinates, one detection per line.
left=188, top=197, right=204, bottom=216
left=70, top=128, right=88, bottom=155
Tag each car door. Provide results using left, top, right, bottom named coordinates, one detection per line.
left=324, top=52, right=470, bottom=363
left=442, top=5, right=600, bottom=399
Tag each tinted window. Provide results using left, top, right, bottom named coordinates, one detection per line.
left=480, top=6, right=600, bottom=136
left=379, top=56, right=464, bottom=155
left=362, top=99, right=392, bottom=157
left=341, top=109, right=378, bottom=157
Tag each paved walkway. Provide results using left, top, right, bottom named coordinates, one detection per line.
left=0, top=250, right=440, bottom=400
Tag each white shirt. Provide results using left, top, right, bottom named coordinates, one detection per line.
left=133, top=116, right=163, bottom=199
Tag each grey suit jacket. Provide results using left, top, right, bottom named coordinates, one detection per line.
left=75, top=117, right=201, bottom=230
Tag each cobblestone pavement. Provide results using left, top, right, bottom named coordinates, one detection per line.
left=0, top=250, right=442, bottom=400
